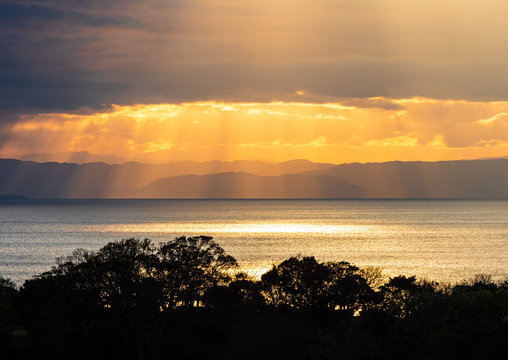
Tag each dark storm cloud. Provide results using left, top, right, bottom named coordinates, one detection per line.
left=0, top=3, right=64, bottom=23
left=2, top=0, right=508, bottom=123
left=0, top=2, right=142, bottom=28
left=0, top=54, right=127, bottom=110
left=0, top=0, right=143, bottom=120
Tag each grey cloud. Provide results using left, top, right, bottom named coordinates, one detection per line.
left=336, top=98, right=405, bottom=111
left=2, top=0, right=508, bottom=123
left=0, top=3, right=144, bottom=29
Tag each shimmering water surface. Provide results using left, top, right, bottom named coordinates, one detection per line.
left=1, top=199, right=507, bottom=284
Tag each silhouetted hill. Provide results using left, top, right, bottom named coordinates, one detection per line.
left=9, top=154, right=334, bottom=173
left=0, top=160, right=119, bottom=198
left=0, top=158, right=507, bottom=198
left=310, top=159, right=508, bottom=198
left=137, top=172, right=365, bottom=198
left=17, top=151, right=126, bottom=164
left=0, top=159, right=335, bottom=198
left=0, top=194, right=28, bottom=200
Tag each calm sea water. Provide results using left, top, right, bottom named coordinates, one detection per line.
left=0, top=199, right=507, bottom=285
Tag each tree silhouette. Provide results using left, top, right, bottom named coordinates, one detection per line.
left=0, top=276, right=16, bottom=308
left=0, top=277, right=18, bottom=360
left=260, top=257, right=375, bottom=314
left=203, top=272, right=265, bottom=310
left=261, top=256, right=329, bottom=309
left=158, top=236, right=238, bottom=308
left=324, top=261, right=376, bottom=314
left=380, top=275, right=438, bottom=318
left=7, top=238, right=508, bottom=360
left=17, top=237, right=237, bottom=359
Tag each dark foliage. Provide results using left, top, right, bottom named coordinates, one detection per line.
left=1, top=237, right=507, bottom=359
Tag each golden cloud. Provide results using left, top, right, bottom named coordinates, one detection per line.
left=1, top=98, right=508, bottom=163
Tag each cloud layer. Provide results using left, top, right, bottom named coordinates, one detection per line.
left=1, top=98, right=507, bottom=163
left=2, top=0, right=508, bottom=117
left=1, top=1, right=508, bottom=162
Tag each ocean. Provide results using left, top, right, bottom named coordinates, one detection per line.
left=1, top=199, right=507, bottom=285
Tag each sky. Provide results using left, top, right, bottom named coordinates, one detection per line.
left=1, top=0, right=508, bottom=163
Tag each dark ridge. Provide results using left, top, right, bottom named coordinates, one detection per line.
left=0, top=158, right=507, bottom=198
left=0, top=194, right=29, bottom=200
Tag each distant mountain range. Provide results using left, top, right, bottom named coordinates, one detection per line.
left=137, top=172, right=365, bottom=198
left=16, top=151, right=127, bottom=164
left=0, top=158, right=507, bottom=199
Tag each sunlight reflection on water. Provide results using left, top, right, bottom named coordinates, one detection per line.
left=1, top=200, right=507, bottom=284
left=84, top=222, right=378, bottom=235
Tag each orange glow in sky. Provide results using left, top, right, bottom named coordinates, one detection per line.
left=2, top=1, right=508, bottom=165
left=1, top=97, right=508, bottom=164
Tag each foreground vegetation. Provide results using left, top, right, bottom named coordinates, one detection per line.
left=1, top=237, right=507, bottom=359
